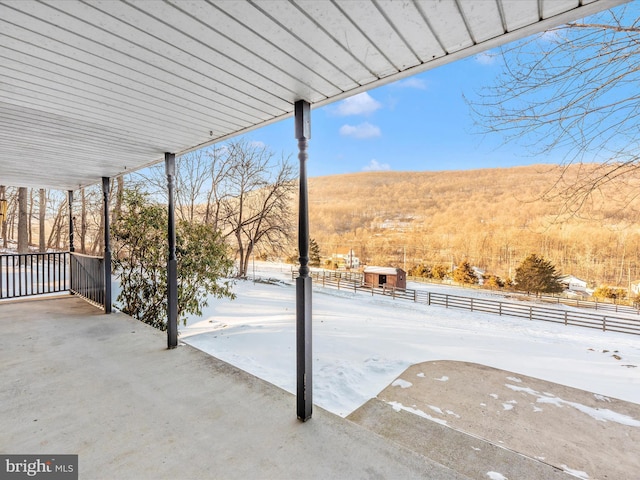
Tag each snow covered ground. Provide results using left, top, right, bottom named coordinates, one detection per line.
left=180, top=262, right=640, bottom=418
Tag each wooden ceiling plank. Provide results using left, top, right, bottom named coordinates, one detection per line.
left=223, top=1, right=375, bottom=89
left=375, top=0, right=447, bottom=63
left=457, top=0, right=507, bottom=43
left=414, top=0, right=474, bottom=54
left=499, top=0, right=540, bottom=32
left=0, top=44, right=248, bottom=133
left=332, top=0, right=421, bottom=72
left=1, top=3, right=286, bottom=118
left=171, top=0, right=342, bottom=100
left=0, top=23, right=271, bottom=125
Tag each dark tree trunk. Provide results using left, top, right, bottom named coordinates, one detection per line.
left=39, top=189, right=46, bottom=252
left=17, top=187, right=28, bottom=253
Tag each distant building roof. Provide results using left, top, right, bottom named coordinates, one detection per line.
left=559, top=275, right=587, bottom=284
left=364, top=267, right=404, bottom=275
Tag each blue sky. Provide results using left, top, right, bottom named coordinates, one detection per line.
left=216, top=0, right=640, bottom=180
left=242, top=52, right=555, bottom=177
left=238, top=0, right=638, bottom=178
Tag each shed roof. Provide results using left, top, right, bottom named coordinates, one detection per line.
left=364, top=267, right=405, bottom=275
left=0, top=0, right=625, bottom=190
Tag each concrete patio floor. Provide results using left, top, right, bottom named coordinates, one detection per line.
left=1, top=295, right=602, bottom=479
left=1, top=296, right=467, bottom=479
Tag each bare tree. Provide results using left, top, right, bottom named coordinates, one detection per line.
left=47, top=192, right=67, bottom=251
left=468, top=4, right=640, bottom=215
left=2, top=187, right=17, bottom=248
left=204, top=145, right=234, bottom=231
left=28, top=188, right=35, bottom=246
left=176, top=150, right=211, bottom=222
left=80, top=188, right=87, bottom=253
left=0, top=185, right=7, bottom=248
left=17, top=187, right=28, bottom=253
left=135, top=151, right=213, bottom=223
left=39, top=189, right=46, bottom=251
left=112, top=175, right=125, bottom=225
left=219, top=140, right=296, bottom=277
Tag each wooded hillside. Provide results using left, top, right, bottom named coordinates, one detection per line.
left=306, top=164, right=640, bottom=288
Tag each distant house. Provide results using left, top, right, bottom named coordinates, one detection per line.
left=363, top=266, right=406, bottom=289
left=472, top=267, right=485, bottom=286
left=331, top=249, right=360, bottom=269
left=630, top=280, right=640, bottom=296
left=559, top=275, right=588, bottom=293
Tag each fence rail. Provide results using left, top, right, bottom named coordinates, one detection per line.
left=294, top=270, right=640, bottom=336
left=0, top=252, right=69, bottom=299
left=420, top=291, right=640, bottom=335
left=70, top=252, right=106, bottom=308
left=538, top=296, right=640, bottom=315
left=408, top=275, right=640, bottom=315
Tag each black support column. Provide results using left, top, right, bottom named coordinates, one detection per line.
left=295, top=100, right=312, bottom=421
left=68, top=190, right=74, bottom=253
left=102, top=177, right=112, bottom=314
left=166, top=153, right=178, bottom=349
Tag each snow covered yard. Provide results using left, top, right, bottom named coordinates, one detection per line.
left=180, top=262, right=640, bottom=418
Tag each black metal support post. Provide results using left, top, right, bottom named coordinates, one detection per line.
left=102, top=177, right=112, bottom=314
left=166, top=153, right=178, bottom=349
left=68, top=190, right=74, bottom=253
left=295, top=100, right=312, bottom=421
left=67, top=190, right=74, bottom=294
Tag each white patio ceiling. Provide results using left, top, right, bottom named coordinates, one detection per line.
left=0, top=0, right=626, bottom=191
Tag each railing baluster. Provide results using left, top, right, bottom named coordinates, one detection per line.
left=0, top=252, right=100, bottom=310
left=67, top=252, right=106, bottom=310
left=17, top=255, right=22, bottom=297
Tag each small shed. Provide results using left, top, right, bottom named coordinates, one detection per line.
left=363, top=266, right=406, bottom=289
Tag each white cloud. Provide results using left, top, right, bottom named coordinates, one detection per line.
left=362, top=159, right=391, bottom=172
left=334, top=92, right=382, bottom=116
left=339, top=122, right=381, bottom=139
left=475, top=51, right=497, bottom=65
left=249, top=140, right=266, bottom=149
left=394, top=77, right=427, bottom=90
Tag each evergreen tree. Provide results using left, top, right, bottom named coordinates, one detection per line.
left=408, top=264, right=430, bottom=278
left=514, top=254, right=563, bottom=296
left=593, top=286, right=627, bottom=302
left=112, top=189, right=235, bottom=330
left=309, top=238, right=321, bottom=268
left=484, top=275, right=504, bottom=289
left=431, top=264, right=449, bottom=280
left=453, top=260, right=478, bottom=285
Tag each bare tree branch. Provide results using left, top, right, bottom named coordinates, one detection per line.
left=468, top=3, right=640, bottom=216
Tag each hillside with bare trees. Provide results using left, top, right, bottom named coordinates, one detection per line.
left=4, top=161, right=640, bottom=289
left=306, top=164, right=640, bottom=288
